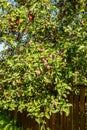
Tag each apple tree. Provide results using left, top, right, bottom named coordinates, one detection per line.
left=0, top=0, right=87, bottom=129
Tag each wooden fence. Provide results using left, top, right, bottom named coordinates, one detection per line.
left=10, top=86, right=87, bottom=130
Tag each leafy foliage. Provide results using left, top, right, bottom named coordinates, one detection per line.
left=0, top=111, right=21, bottom=130
left=0, top=0, right=87, bottom=129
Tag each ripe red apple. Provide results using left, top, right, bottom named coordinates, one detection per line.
left=45, top=23, right=48, bottom=27
left=29, top=15, right=33, bottom=21
left=15, top=29, right=18, bottom=33
left=16, top=19, right=20, bottom=25
left=41, top=58, right=47, bottom=63
left=39, top=48, right=44, bottom=52
left=28, top=42, right=31, bottom=45
left=52, top=26, right=56, bottom=29
left=36, top=70, right=41, bottom=76
left=49, top=54, right=52, bottom=59
left=13, top=29, right=18, bottom=33
left=46, top=65, right=51, bottom=70
left=48, top=72, right=51, bottom=76
left=10, top=22, right=14, bottom=26
left=0, top=86, right=2, bottom=90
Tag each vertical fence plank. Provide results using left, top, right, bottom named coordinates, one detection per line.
left=50, top=114, right=55, bottom=130
left=27, top=117, right=32, bottom=130
left=63, top=113, right=67, bottom=130
left=80, top=87, right=85, bottom=130
left=46, top=118, right=50, bottom=129
left=49, top=116, right=52, bottom=130
left=51, top=114, right=56, bottom=130
left=85, top=96, right=87, bottom=130
left=22, top=111, right=28, bottom=130
left=60, top=113, right=64, bottom=130
left=67, top=94, right=73, bottom=130
left=32, top=119, right=39, bottom=130
left=73, top=94, right=79, bottom=130
left=17, top=112, right=23, bottom=128
left=55, top=113, right=60, bottom=130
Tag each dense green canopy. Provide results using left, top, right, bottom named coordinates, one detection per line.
left=0, top=0, right=87, bottom=129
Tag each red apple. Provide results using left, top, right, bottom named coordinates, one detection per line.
left=39, top=48, right=44, bottom=52
left=12, top=29, right=18, bottom=33
left=36, top=70, right=41, bottom=76
left=52, top=26, right=56, bottom=29
left=28, top=42, right=31, bottom=45
left=45, top=23, right=48, bottom=27
left=0, top=86, right=2, bottom=90
left=41, top=58, right=47, bottom=63
left=29, top=15, right=33, bottom=21
left=48, top=72, right=51, bottom=76
left=49, top=54, right=52, bottom=59
left=46, top=65, right=51, bottom=70
left=16, top=19, right=20, bottom=25
left=10, top=22, right=14, bottom=26
left=15, top=29, right=18, bottom=33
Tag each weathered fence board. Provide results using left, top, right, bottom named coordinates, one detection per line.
left=80, top=87, right=85, bottom=130
left=73, top=94, right=79, bottom=130
left=67, top=94, right=73, bottom=130
left=85, top=96, right=87, bottom=130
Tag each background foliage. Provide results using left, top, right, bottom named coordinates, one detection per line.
left=0, top=0, right=87, bottom=129
left=0, top=110, right=21, bottom=130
